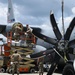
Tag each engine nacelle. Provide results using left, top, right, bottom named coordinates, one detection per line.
left=11, top=22, right=23, bottom=41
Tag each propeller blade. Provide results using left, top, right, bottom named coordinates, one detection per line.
left=50, top=11, right=62, bottom=40
left=64, top=17, right=75, bottom=40
left=47, top=53, right=61, bottom=75
left=68, top=47, right=74, bottom=54
left=47, top=63, right=57, bottom=75
left=30, top=49, right=54, bottom=58
left=68, top=39, right=75, bottom=47
left=32, top=29, right=57, bottom=45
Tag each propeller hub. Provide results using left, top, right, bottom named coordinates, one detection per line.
left=58, top=40, right=68, bottom=52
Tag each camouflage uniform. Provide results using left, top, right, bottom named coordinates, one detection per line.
left=37, top=57, right=44, bottom=75
left=11, top=51, right=22, bottom=75
left=26, top=24, right=33, bottom=45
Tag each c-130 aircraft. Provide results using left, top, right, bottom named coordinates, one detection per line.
left=1, top=0, right=75, bottom=74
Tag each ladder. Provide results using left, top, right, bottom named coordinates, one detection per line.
left=11, top=46, right=35, bottom=67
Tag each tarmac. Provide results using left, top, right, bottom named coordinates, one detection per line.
left=0, top=72, right=61, bottom=75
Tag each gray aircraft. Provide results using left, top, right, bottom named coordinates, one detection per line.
left=0, top=0, right=75, bottom=74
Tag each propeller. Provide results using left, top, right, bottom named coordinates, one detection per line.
left=31, top=13, right=75, bottom=58
left=50, top=12, right=75, bottom=53
left=30, top=48, right=54, bottom=58
left=47, top=11, right=75, bottom=75
left=30, top=11, right=75, bottom=75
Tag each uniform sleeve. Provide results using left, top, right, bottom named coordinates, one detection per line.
left=19, top=54, right=22, bottom=60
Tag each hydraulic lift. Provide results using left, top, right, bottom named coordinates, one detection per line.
left=2, top=31, right=37, bottom=73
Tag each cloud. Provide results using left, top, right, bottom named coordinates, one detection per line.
left=12, top=0, right=61, bottom=25
left=0, top=0, right=75, bottom=43
left=13, top=0, right=75, bottom=26
left=0, top=0, right=75, bottom=26
left=72, top=7, right=75, bottom=14
left=0, top=3, right=7, bottom=24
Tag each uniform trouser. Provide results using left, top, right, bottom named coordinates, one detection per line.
left=39, top=68, right=43, bottom=75
left=12, top=62, right=19, bottom=75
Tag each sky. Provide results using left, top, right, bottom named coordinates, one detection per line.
left=0, top=0, right=75, bottom=41
left=0, top=0, right=75, bottom=26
